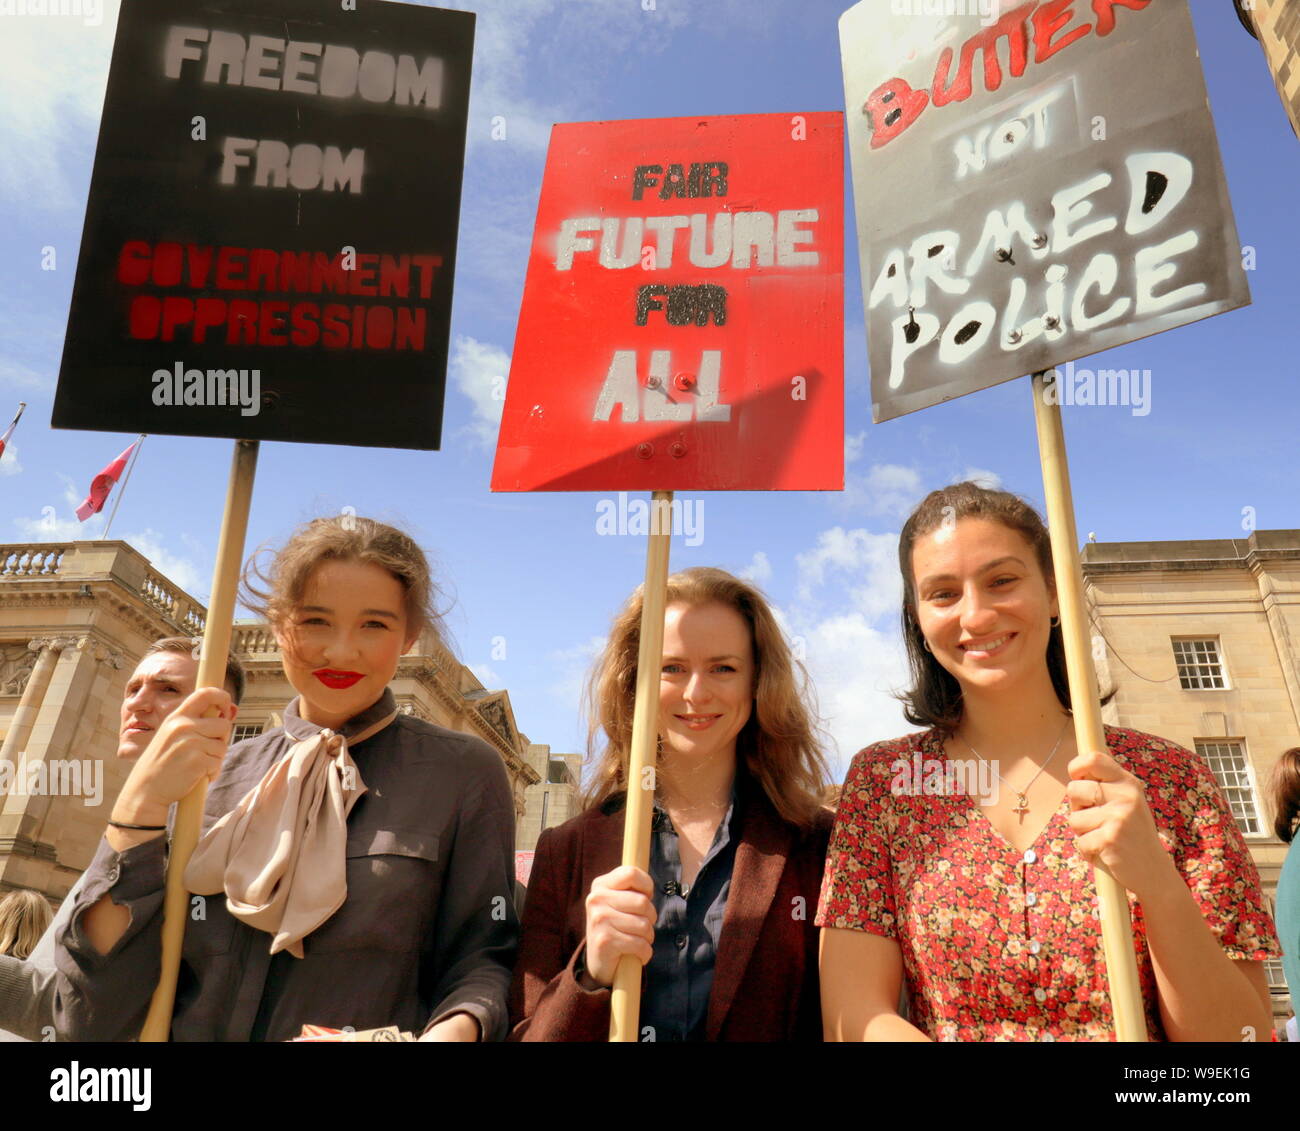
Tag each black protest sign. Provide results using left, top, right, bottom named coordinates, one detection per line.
left=840, top=0, right=1250, bottom=423
left=52, top=0, right=473, bottom=449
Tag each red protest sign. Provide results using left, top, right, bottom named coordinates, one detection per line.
left=491, top=112, right=844, bottom=493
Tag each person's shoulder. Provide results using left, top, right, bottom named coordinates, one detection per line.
left=388, top=715, right=510, bottom=779
left=1103, top=725, right=1201, bottom=780
left=532, top=801, right=619, bottom=863
left=848, top=730, right=939, bottom=775
left=545, top=802, right=616, bottom=839
left=220, top=726, right=290, bottom=775
left=1103, top=726, right=1227, bottom=804
left=796, top=803, right=836, bottom=854
left=810, top=804, right=836, bottom=834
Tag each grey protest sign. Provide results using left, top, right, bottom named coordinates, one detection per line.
left=840, top=0, right=1250, bottom=422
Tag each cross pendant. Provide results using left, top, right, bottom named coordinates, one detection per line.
left=1013, top=793, right=1029, bottom=815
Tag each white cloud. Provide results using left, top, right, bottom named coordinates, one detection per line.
left=0, top=359, right=52, bottom=392
left=12, top=471, right=208, bottom=597
left=120, top=528, right=205, bottom=597
left=0, top=1, right=119, bottom=209
left=546, top=633, right=607, bottom=738
left=839, top=462, right=924, bottom=518
left=435, top=0, right=769, bottom=301
left=738, top=551, right=772, bottom=584
left=782, top=524, right=916, bottom=778
left=449, top=334, right=509, bottom=446
left=794, top=526, right=901, bottom=621
left=844, top=431, right=867, bottom=465
left=960, top=466, right=1003, bottom=489
left=438, top=0, right=691, bottom=156
left=14, top=506, right=90, bottom=542
left=13, top=473, right=100, bottom=540
left=0, top=442, right=21, bottom=477
left=468, top=662, right=501, bottom=688
left=794, top=612, right=913, bottom=781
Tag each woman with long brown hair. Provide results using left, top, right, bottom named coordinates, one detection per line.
left=510, top=566, right=831, bottom=1041
left=818, top=481, right=1280, bottom=1041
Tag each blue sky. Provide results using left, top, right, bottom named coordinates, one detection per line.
left=1, top=0, right=1296, bottom=780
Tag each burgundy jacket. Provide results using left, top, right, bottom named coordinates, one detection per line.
left=509, top=775, right=832, bottom=1042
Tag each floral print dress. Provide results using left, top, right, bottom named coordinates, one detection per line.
left=815, top=726, right=1280, bottom=1041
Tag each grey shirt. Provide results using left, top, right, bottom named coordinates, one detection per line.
left=51, top=689, right=519, bottom=1041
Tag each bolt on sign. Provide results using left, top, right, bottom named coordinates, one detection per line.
left=51, top=0, right=473, bottom=450
left=490, top=113, right=844, bottom=492
left=840, top=0, right=1250, bottom=423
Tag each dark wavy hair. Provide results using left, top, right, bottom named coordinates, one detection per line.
left=897, top=481, right=1109, bottom=733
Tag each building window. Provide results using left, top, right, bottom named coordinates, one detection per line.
left=1172, top=638, right=1226, bottom=689
left=1264, top=959, right=1289, bottom=995
left=1194, top=740, right=1261, bottom=835
left=547, top=760, right=573, bottom=785
left=232, top=723, right=264, bottom=743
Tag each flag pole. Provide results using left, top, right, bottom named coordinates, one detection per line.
left=102, top=434, right=146, bottom=540
left=0, top=402, right=25, bottom=465
left=140, top=438, right=259, bottom=1041
left=1030, top=371, right=1146, bottom=1042
left=609, top=489, right=673, bottom=1043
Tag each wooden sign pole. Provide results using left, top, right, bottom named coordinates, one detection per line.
left=1030, top=373, right=1146, bottom=1043
left=609, top=489, right=674, bottom=1043
left=140, top=439, right=260, bottom=1041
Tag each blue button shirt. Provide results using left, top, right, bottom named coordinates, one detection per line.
left=640, top=789, right=740, bottom=1042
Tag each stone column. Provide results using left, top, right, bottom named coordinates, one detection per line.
left=0, top=637, right=122, bottom=894
left=0, top=637, right=74, bottom=766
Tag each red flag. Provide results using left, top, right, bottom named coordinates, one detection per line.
left=76, top=441, right=138, bottom=521
left=0, top=402, right=25, bottom=463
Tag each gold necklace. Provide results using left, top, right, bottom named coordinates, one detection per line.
left=958, top=720, right=1070, bottom=815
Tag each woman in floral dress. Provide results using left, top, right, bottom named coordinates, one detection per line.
left=817, top=482, right=1280, bottom=1042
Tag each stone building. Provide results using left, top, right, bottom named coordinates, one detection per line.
left=0, top=539, right=544, bottom=906
left=1083, top=529, right=1300, bottom=1029
left=1237, top=0, right=1300, bottom=138
left=517, top=745, right=584, bottom=856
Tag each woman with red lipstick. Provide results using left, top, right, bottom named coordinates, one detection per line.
left=509, top=567, right=832, bottom=1041
left=52, top=516, right=518, bottom=1042
left=817, top=482, right=1280, bottom=1042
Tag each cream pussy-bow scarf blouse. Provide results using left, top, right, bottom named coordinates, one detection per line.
left=184, top=692, right=399, bottom=958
